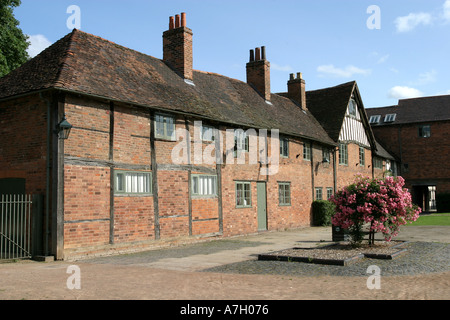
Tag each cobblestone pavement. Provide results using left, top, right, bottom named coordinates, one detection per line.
left=84, top=226, right=450, bottom=277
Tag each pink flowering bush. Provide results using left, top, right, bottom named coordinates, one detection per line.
left=330, top=175, right=421, bottom=246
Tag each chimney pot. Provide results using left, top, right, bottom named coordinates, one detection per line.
left=175, top=14, right=180, bottom=28
left=297, top=72, right=302, bottom=80
left=290, top=73, right=295, bottom=81
left=181, top=12, right=186, bottom=27
left=255, top=47, right=261, bottom=61
left=249, top=49, right=255, bottom=62
left=261, top=46, right=266, bottom=60
left=169, top=16, right=175, bottom=30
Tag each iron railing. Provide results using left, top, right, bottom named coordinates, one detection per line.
left=0, top=194, right=32, bottom=260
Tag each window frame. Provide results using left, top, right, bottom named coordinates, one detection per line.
left=418, top=125, right=431, bottom=138
left=348, top=99, right=357, bottom=117
left=374, top=157, right=383, bottom=169
left=369, top=115, right=381, bottom=124
left=278, top=182, right=291, bottom=206
left=280, top=136, right=289, bottom=158
left=339, top=143, right=348, bottom=166
left=359, top=146, right=365, bottom=167
left=154, top=113, right=176, bottom=141
left=303, top=142, right=311, bottom=161
left=315, top=187, right=323, bottom=200
left=326, top=187, right=334, bottom=200
left=322, top=147, right=330, bottom=163
left=384, top=114, right=397, bottom=123
left=114, top=170, right=152, bottom=195
left=235, top=181, right=252, bottom=208
left=191, top=174, right=218, bottom=198
left=233, top=129, right=249, bottom=158
left=201, top=124, right=216, bottom=142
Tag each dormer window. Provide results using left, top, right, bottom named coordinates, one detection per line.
left=384, top=114, right=397, bottom=123
left=369, top=115, right=381, bottom=124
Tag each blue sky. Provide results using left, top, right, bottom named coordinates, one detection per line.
left=14, top=0, right=450, bottom=108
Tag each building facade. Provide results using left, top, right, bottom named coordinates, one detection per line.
left=367, top=96, right=450, bottom=212
left=0, top=13, right=391, bottom=260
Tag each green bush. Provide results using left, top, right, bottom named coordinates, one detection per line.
left=436, top=193, right=450, bottom=213
left=312, top=200, right=335, bottom=226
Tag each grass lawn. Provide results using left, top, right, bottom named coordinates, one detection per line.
left=407, top=212, right=450, bottom=226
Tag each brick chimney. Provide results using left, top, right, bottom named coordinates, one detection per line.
left=246, top=46, right=271, bottom=102
left=287, top=72, right=307, bottom=110
left=163, top=12, right=193, bottom=82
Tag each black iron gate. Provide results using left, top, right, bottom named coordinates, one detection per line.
left=0, top=194, right=33, bottom=260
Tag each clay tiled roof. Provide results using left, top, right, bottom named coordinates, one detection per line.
left=0, top=29, right=334, bottom=145
left=305, top=81, right=356, bottom=142
left=366, top=95, right=450, bottom=126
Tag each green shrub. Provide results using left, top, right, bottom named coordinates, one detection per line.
left=312, top=200, right=335, bottom=226
left=436, top=193, right=450, bottom=213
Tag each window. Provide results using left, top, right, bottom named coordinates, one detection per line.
left=236, top=182, right=251, bottom=207
left=191, top=175, right=217, bottom=197
left=359, top=147, right=365, bottom=166
left=326, top=188, right=334, bottom=200
left=384, top=114, right=397, bottom=123
left=115, top=171, right=152, bottom=195
left=155, top=114, right=175, bottom=140
left=418, top=125, right=431, bottom=138
left=201, top=125, right=216, bottom=142
left=278, top=182, right=291, bottom=206
left=303, top=142, right=311, bottom=161
left=315, top=187, right=323, bottom=200
left=348, top=99, right=357, bottom=117
left=280, top=137, right=289, bottom=158
left=339, top=143, right=348, bottom=165
left=234, top=129, right=249, bottom=157
left=374, top=157, right=383, bottom=169
left=322, top=147, right=330, bottom=163
left=369, top=115, right=381, bottom=124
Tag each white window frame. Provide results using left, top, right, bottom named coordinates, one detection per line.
left=191, top=174, right=217, bottom=197
left=303, top=142, right=311, bottom=161
left=278, top=182, right=291, bottom=206
left=384, top=114, right=397, bottom=123
left=115, top=171, right=152, bottom=195
left=369, top=115, right=381, bottom=124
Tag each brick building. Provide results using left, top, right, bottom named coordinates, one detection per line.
left=367, top=96, right=450, bottom=212
left=0, top=13, right=391, bottom=260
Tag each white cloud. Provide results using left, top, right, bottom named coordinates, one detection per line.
left=377, top=54, right=390, bottom=64
left=271, top=63, right=293, bottom=72
left=394, top=12, right=432, bottom=32
left=317, top=64, right=371, bottom=78
left=27, top=34, right=52, bottom=58
left=388, top=86, right=423, bottom=99
left=443, top=0, right=450, bottom=21
left=415, top=69, right=437, bottom=85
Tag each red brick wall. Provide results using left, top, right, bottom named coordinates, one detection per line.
left=0, top=94, right=47, bottom=195
left=372, top=121, right=450, bottom=194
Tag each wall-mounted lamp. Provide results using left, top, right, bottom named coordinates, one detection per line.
left=56, top=114, right=72, bottom=140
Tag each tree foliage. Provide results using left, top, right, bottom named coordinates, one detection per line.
left=0, top=0, right=29, bottom=77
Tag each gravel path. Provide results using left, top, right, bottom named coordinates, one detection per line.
left=202, top=242, right=450, bottom=277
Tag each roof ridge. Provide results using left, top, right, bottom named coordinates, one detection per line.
left=53, top=29, right=79, bottom=88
